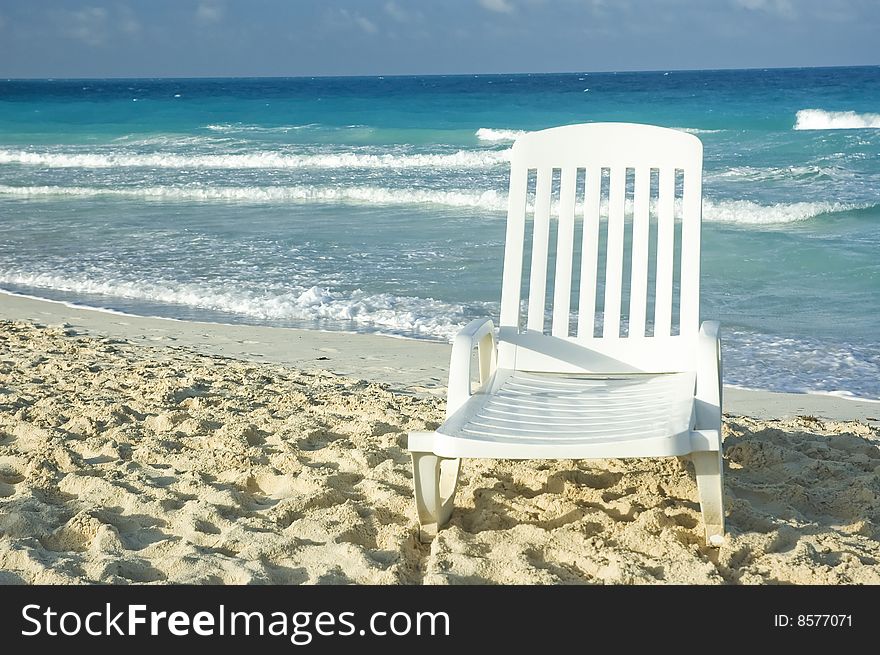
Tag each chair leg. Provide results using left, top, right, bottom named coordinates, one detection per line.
left=692, top=450, right=725, bottom=546
left=411, top=452, right=461, bottom=541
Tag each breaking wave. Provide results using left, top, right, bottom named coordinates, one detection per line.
left=0, top=148, right=509, bottom=170
left=794, top=109, right=880, bottom=130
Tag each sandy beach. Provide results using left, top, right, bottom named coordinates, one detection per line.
left=1, top=292, right=879, bottom=584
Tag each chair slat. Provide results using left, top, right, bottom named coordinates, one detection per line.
left=551, top=167, right=577, bottom=337
left=602, top=166, right=626, bottom=337
left=577, top=167, right=601, bottom=338
left=654, top=167, right=675, bottom=336
left=527, top=167, right=552, bottom=332
left=628, top=167, right=651, bottom=337
left=679, top=167, right=702, bottom=337
left=499, top=166, right=529, bottom=328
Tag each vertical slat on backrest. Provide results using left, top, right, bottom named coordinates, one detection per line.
left=499, top=165, right=529, bottom=328
left=602, top=166, right=626, bottom=338
left=628, top=166, right=651, bottom=337
left=551, top=167, right=576, bottom=337
left=577, top=167, right=601, bottom=338
left=526, top=167, right=552, bottom=332
left=679, top=166, right=702, bottom=337
left=654, top=167, right=675, bottom=336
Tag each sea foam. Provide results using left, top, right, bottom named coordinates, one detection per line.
left=700, top=199, right=864, bottom=224
left=3, top=183, right=869, bottom=223
left=0, top=148, right=509, bottom=170
left=0, top=184, right=509, bottom=210
left=3, top=277, right=876, bottom=399
left=708, top=165, right=849, bottom=182
left=475, top=128, right=529, bottom=142
left=0, top=271, right=477, bottom=341
left=2, top=183, right=867, bottom=224
left=204, top=123, right=323, bottom=132
left=673, top=127, right=724, bottom=134
left=794, top=109, right=880, bottom=130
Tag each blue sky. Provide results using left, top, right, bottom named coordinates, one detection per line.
left=0, top=0, right=877, bottom=78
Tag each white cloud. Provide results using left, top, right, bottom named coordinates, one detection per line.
left=384, top=2, right=424, bottom=25
left=479, top=0, right=515, bottom=13
left=52, top=6, right=141, bottom=46
left=733, top=0, right=796, bottom=18
left=63, top=7, right=109, bottom=46
left=119, top=6, right=140, bottom=35
left=196, top=1, right=224, bottom=25
left=354, top=14, right=378, bottom=34
left=328, top=9, right=379, bottom=35
left=385, top=2, right=408, bottom=22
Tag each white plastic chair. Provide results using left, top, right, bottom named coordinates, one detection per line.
left=408, top=123, right=724, bottom=545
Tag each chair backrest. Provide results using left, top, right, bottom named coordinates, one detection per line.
left=497, top=123, right=704, bottom=373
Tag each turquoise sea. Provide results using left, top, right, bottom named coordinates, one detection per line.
left=0, top=67, right=878, bottom=398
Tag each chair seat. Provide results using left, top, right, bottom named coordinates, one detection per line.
left=410, top=370, right=698, bottom=459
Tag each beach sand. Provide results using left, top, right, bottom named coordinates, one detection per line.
left=1, top=293, right=879, bottom=584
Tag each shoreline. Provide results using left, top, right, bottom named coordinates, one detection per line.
left=1, top=289, right=877, bottom=422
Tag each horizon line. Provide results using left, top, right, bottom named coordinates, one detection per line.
left=3, top=63, right=879, bottom=82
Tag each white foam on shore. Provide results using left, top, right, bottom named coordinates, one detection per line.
left=725, top=383, right=880, bottom=404
left=0, top=148, right=509, bottom=170
left=794, top=109, right=880, bottom=130
left=0, top=273, right=477, bottom=341
left=0, top=288, right=160, bottom=320
left=804, top=389, right=880, bottom=403
left=475, top=128, right=529, bottom=142
left=3, top=283, right=878, bottom=400
left=723, top=328, right=880, bottom=401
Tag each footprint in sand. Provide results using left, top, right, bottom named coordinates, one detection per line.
left=0, top=464, right=25, bottom=497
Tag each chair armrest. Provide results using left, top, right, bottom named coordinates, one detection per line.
left=447, top=318, right=497, bottom=418
left=695, top=320, right=722, bottom=432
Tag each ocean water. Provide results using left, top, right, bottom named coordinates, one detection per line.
left=0, top=68, right=878, bottom=398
